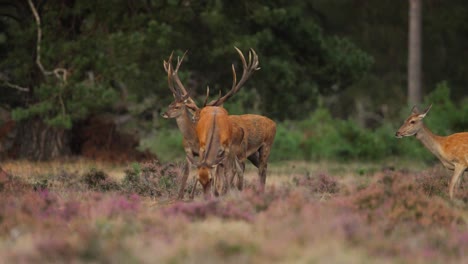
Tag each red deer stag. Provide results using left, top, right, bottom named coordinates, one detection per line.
left=162, top=47, right=276, bottom=198
left=161, top=52, right=200, bottom=199
left=192, top=106, right=246, bottom=198
left=395, top=105, right=468, bottom=200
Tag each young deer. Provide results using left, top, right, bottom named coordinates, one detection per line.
left=395, top=105, right=468, bottom=200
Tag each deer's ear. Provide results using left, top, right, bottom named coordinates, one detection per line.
left=411, top=105, right=419, bottom=115
left=417, top=104, right=432, bottom=119
left=421, top=104, right=432, bottom=117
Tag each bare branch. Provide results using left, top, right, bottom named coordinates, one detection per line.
left=27, top=0, right=69, bottom=84
left=1, top=81, right=29, bottom=92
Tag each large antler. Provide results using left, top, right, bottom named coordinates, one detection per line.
left=205, top=47, right=260, bottom=106
left=163, top=51, right=195, bottom=104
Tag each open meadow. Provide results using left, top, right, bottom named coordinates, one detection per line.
left=0, top=158, right=467, bottom=263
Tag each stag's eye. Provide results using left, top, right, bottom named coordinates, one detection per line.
left=410, top=120, right=416, bottom=124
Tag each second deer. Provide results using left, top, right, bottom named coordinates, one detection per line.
left=395, top=105, right=468, bottom=200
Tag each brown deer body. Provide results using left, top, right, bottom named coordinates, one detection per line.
left=192, top=106, right=246, bottom=198
left=161, top=100, right=199, bottom=199
left=161, top=52, right=201, bottom=199
left=162, top=47, right=275, bottom=198
left=395, top=105, right=468, bottom=199
left=227, top=114, right=276, bottom=191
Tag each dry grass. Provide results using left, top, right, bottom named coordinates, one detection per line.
left=2, top=158, right=128, bottom=182
left=0, top=158, right=467, bottom=263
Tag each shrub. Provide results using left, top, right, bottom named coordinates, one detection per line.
left=83, top=168, right=120, bottom=192
left=139, top=128, right=184, bottom=162
left=163, top=199, right=255, bottom=222
left=121, top=160, right=183, bottom=198
left=269, top=121, right=303, bottom=161
left=293, top=172, right=340, bottom=194
left=298, top=108, right=347, bottom=160
left=349, top=170, right=464, bottom=232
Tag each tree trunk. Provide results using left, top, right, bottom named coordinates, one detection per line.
left=14, top=119, right=71, bottom=161
left=408, top=0, right=422, bottom=105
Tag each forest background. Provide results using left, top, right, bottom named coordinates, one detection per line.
left=0, top=0, right=467, bottom=163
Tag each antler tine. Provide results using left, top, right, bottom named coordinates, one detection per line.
left=206, top=47, right=260, bottom=106
left=175, top=51, right=188, bottom=72
left=165, top=59, right=181, bottom=99
left=164, top=50, right=196, bottom=105
left=202, top=86, right=210, bottom=107
left=171, top=51, right=191, bottom=99
left=164, top=52, right=177, bottom=96
left=163, top=51, right=174, bottom=73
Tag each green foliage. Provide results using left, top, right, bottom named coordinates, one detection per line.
left=422, top=82, right=467, bottom=135
left=298, top=108, right=346, bottom=160
left=0, top=0, right=373, bottom=124
left=139, top=128, right=184, bottom=162
left=269, top=121, right=303, bottom=161
left=266, top=82, right=465, bottom=162
left=321, top=37, right=374, bottom=89
left=11, top=82, right=118, bottom=129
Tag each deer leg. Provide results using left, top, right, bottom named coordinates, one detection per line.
left=229, top=165, right=236, bottom=190
left=177, top=159, right=191, bottom=200
left=189, top=175, right=198, bottom=200
left=449, top=165, right=466, bottom=200
left=235, top=159, right=245, bottom=191
left=257, top=145, right=272, bottom=192
left=222, top=164, right=230, bottom=195
left=214, top=165, right=223, bottom=196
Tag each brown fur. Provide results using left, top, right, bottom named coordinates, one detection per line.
left=195, top=106, right=233, bottom=197
left=228, top=114, right=276, bottom=191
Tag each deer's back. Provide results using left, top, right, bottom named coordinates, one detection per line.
left=441, top=132, right=468, bottom=166
left=229, top=114, right=276, bottom=152
left=197, top=106, right=232, bottom=148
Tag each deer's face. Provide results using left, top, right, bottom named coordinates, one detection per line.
left=395, top=114, right=424, bottom=138
left=161, top=101, right=185, bottom=119
left=197, top=165, right=214, bottom=197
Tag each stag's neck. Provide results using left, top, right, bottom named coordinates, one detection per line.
left=415, top=125, right=445, bottom=161
left=175, top=108, right=197, bottom=143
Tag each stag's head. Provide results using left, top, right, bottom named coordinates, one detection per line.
left=161, top=51, right=199, bottom=119
left=395, top=104, right=432, bottom=138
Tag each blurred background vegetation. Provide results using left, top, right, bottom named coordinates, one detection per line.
left=0, top=0, right=466, bottom=162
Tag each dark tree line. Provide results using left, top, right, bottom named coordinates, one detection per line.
left=0, top=0, right=467, bottom=160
